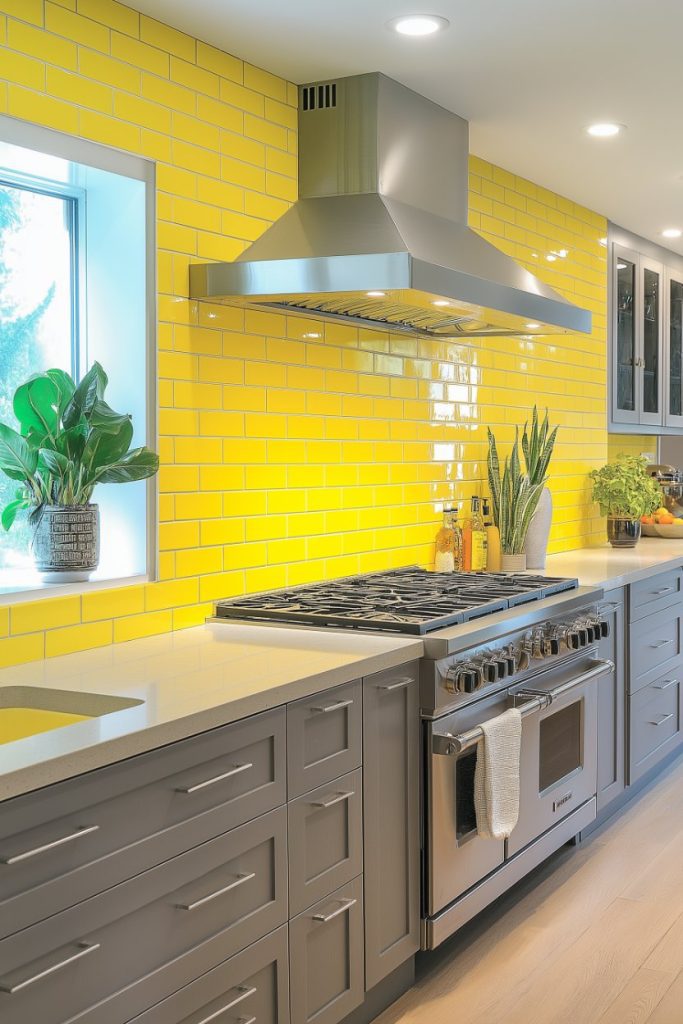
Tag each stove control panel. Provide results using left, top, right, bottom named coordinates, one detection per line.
left=444, top=612, right=610, bottom=695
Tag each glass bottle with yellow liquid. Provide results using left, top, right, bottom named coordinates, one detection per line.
left=471, top=496, right=488, bottom=572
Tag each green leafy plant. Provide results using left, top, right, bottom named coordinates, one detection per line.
left=590, top=455, right=661, bottom=520
left=522, top=406, right=558, bottom=485
left=0, top=362, right=159, bottom=531
left=487, top=427, right=545, bottom=554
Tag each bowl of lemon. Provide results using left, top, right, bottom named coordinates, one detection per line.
left=641, top=508, right=683, bottom=538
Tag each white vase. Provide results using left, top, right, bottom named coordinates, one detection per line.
left=501, top=552, right=527, bottom=572
left=524, top=487, right=553, bottom=570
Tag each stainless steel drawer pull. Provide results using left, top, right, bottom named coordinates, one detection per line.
left=0, top=941, right=100, bottom=994
left=378, top=677, right=412, bottom=692
left=650, top=639, right=674, bottom=649
left=0, top=825, right=100, bottom=866
left=177, top=871, right=256, bottom=911
left=195, top=986, right=257, bottom=1024
left=650, top=713, right=675, bottom=727
left=311, top=790, right=354, bottom=809
left=176, top=762, right=253, bottom=794
left=311, top=698, right=354, bottom=714
left=652, top=586, right=675, bottom=595
left=312, top=896, right=357, bottom=923
left=655, top=679, right=679, bottom=690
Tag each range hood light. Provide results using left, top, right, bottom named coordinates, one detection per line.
left=433, top=299, right=451, bottom=307
left=366, top=290, right=387, bottom=297
left=525, top=323, right=540, bottom=329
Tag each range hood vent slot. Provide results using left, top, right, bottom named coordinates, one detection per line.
left=302, top=82, right=337, bottom=111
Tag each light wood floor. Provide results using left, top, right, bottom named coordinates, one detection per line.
left=379, top=755, right=683, bottom=1024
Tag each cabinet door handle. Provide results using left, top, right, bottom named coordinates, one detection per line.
left=310, top=790, right=354, bottom=809
left=650, top=713, right=675, bottom=727
left=0, top=825, right=100, bottom=866
left=312, top=897, right=357, bottom=923
left=195, top=986, right=257, bottom=1024
left=176, top=762, right=253, bottom=794
left=650, top=639, right=674, bottom=649
left=655, top=678, right=679, bottom=690
left=377, top=677, right=413, bottom=692
left=0, top=941, right=100, bottom=994
left=652, top=586, right=675, bottom=596
left=310, top=698, right=353, bottom=714
left=177, top=871, right=255, bottom=911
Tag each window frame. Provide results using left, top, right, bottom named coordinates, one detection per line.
left=0, top=114, right=157, bottom=605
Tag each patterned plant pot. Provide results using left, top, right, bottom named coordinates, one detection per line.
left=33, top=504, right=100, bottom=583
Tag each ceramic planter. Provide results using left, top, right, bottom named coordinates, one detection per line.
left=606, top=516, right=641, bottom=549
left=524, top=486, right=552, bottom=570
left=501, top=552, right=527, bottom=572
left=33, top=504, right=100, bottom=583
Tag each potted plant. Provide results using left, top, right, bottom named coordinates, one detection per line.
left=590, top=454, right=661, bottom=548
left=522, top=407, right=558, bottom=570
left=0, top=362, right=159, bottom=582
left=487, top=426, right=544, bottom=571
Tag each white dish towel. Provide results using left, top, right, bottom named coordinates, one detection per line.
left=474, top=707, right=522, bottom=840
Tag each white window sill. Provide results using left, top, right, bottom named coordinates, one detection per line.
left=0, top=569, right=150, bottom=606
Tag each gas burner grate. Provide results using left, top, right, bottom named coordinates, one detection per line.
left=215, top=567, right=578, bottom=635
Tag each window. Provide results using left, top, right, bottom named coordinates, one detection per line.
left=0, top=117, right=155, bottom=598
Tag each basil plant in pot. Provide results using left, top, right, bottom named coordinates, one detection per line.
left=590, top=454, right=661, bottom=548
left=0, top=363, right=159, bottom=583
left=487, top=426, right=545, bottom=572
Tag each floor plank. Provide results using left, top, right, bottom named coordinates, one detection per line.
left=375, top=753, right=683, bottom=1024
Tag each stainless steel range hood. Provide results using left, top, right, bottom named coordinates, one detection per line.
left=190, top=73, right=591, bottom=339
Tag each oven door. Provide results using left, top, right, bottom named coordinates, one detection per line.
left=506, top=655, right=605, bottom=856
left=426, top=690, right=509, bottom=916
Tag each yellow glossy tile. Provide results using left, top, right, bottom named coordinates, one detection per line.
left=46, top=622, right=112, bottom=659
left=114, top=610, right=174, bottom=644
left=82, top=587, right=146, bottom=623
left=11, top=596, right=81, bottom=635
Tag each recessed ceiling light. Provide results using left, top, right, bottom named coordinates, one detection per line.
left=525, top=323, right=540, bottom=329
left=662, top=228, right=682, bottom=239
left=366, top=290, right=386, bottom=297
left=387, top=14, right=450, bottom=36
left=586, top=122, right=624, bottom=138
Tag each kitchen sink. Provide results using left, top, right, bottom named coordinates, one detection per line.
left=0, top=686, right=143, bottom=744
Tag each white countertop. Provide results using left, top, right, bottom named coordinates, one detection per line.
left=0, top=623, right=422, bottom=801
left=544, top=537, right=683, bottom=590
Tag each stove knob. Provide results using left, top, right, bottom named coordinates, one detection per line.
left=567, top=630, right=580, bottom=650
left=578, top=627, right=589, bottom=647
left=484, top=662, right=498, bottom=683
left=506, top=655, right=517, bottom=675
left=544, top=636, right=560, bottom=657
left=461, top=671, right=478, bottom=693
left=599, top=619, right=610, bottom=639
left=494, top=658, right=509, bottom=679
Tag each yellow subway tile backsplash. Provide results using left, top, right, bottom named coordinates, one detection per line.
left=0, top=1, right=611, bottom=669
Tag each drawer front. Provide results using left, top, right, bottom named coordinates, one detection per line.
left=288, top=769, right=363, bottom=916
left=0, top=707, right=286, bottom=939
left=0, top=807, right=287, bottom=1024
left=629, top=611, right=682, bottom=693
left=128, top=927, right=289, bottom=1024
left=290, top=876, right=364, bottom=1024
left=287, top=681, right=362, bottom=798
left=630, top=674, right=683, bottom=783
left=630, top=568, right=683, bottom=621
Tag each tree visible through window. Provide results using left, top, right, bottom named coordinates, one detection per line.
left=0, top=181, right=75, bottom=572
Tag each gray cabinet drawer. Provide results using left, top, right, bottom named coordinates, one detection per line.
left=0, top=707, right=285, bottom=939
left=630, top=568, right=683, bottom=621
left=287, top=681, right=362, bottom=798
left=288, top=768, right=362, bottom=916
left=630, top=673, right=683, bottom=783
left=129, top=926, right=289, bottom=1024
left=290, top=876, right=364, bottom=1024
left=629, top=609, right=682, bottom=693
left=0, top=807, right=287, bottom=1024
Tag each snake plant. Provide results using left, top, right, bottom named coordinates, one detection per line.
left=487, top=427, right=545, bottom=555
left=522, top=406, right=558, bottom=485
left=0, top=362, right=159, bottom=531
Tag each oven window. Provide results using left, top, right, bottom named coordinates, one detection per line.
left=455, top=750, right=478, bottom=839
left=539, top=702, right=582, bottom=792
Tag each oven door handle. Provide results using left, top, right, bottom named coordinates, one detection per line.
left=432, top=659, right=614, bottom=757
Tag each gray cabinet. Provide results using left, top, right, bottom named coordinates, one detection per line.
left=630, top=672, right=683, bottom=782
left=290, top=876, right=364, bottom=1024
left=287, top=680, right=362, bottom=798
left=362, top=664, right=420, bottom=991
left=597, top=590, right=626, bottom=813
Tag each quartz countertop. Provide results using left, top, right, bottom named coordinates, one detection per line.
left=543, top=537, right=683, bottom=590
left=0, top=623, right=422, bottom=801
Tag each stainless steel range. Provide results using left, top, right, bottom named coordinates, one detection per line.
left=215, top=568, right=614, bottom=949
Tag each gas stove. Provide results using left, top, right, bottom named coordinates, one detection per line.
left=214, top=566, right=578, bottom=636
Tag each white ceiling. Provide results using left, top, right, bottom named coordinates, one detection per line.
left=130, top=0, right=683, bottom=255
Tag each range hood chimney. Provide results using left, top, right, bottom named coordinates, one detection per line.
left=190, top=73, right=591, bottom=339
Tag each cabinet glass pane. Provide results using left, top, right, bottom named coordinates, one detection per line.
left=643, top=266, right=660, bottom=414
left=670, top=278, right=683, bottom=418
left=616, top=258, right=636, bottom=412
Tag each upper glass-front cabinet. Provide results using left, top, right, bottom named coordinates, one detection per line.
left=666, top=268, right=683, bottom=428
